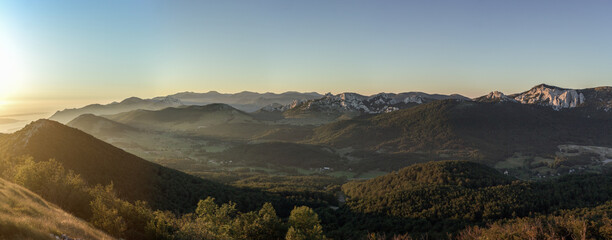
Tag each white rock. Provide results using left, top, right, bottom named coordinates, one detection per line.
left=513, top=85, right=585, bottom=110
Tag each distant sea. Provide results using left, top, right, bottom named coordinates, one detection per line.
left=0, top=112, right=51, bottom=133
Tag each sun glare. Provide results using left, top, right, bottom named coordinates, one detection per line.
left=0, top=99, right=9, bottom=107
left=0, top=21, right=27, bottom=100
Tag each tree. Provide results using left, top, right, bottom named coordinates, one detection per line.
left=232, top=202, right=284, bottom=240
left=286, top=206, right=325, bottom=240
left=89, top=184, right=127, bottom=237
left=13, top=158, right=92, bottom=218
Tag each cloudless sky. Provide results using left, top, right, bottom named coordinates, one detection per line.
left=1, top=0, right=612, bottom=115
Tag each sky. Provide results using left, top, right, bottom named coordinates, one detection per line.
left=1, top=0, right=612, bottom=116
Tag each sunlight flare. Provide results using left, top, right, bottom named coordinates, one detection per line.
left=0, top=21, right=27, bottom=99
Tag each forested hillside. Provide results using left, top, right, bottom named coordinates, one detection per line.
left=328, top=161, right=612, bottom=238
left=0, top=120, right=290, bottom=213
left=310, top=100, right=612, bottom=163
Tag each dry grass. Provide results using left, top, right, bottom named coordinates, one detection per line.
left=0, top=178, right=114, bottom=240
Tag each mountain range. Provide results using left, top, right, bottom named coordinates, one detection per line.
left=48, top=91, right=323, bottom=124
left=4, top=83, right=612, bottom=239
left=475, top=84, right=612, bottom=111
left=105, top=104, right=258, bottom=132
left=165, top=91, right=323, bottom=112
left=49, top=84, right=612, bottom=129
left=57, top=83, right=612, bottom=172
left=49, top=96, right=183, bottom=124
left=309, top=98, right=612, bottom=163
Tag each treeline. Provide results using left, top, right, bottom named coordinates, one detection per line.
left=195, top=171, right=343, bottom=207
left=0, top=156, right=327, bottom=240
left=4, top=155, right=612, bottom=239
left=458, top=200, right=612, bottom=239
left=310, top=100, right=612, bottom=164
left=209, top=142, right=346, bottom=169
left=332, top=161, right=612, bottom=238
left=457, top=215, right=611, bottom=239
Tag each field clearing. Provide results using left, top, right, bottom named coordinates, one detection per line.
left=355, top=170, right=388, bottom=179
left=328, top=171, right=357, bottom=179
left=495, top=154, right=528, bottom=169
left=533, top=157, right=554, bottom=165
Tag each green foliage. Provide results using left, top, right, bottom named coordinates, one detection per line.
left=192, top=170, right=343, bottom=214
left=0, top=120, right=287, bottom=215
left=89, top=185, right=127, bottom=237
left=193, top=197, right=238, bottom=238
left=88, top=183, right=158, bottom=239
left=331, top=161, right=612, bottom=238
left=9, top=157, right=92, bottom=218
left=343, top=161, right=514, bottom=200
left=286, top=206, right=326, bottom=240
left=211, top=142, right=345, bottom=169
left=230, top=174, right=342, bottom=207
left=457, top=216, right=596, bottom=240
left=0, top=154, right=333, bottom=239
left=179, top=199, right=288, bottom=240
left=552, top=154, right=596, bottom=169
left=310, top=100, right=612, bottom=164
left=144, top=210, right=178, bottom=240
left=231, top=203, right=285, bottom=240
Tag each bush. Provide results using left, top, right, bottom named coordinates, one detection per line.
left=286, top=206, right=326, bottom=240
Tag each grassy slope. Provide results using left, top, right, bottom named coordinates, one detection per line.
left=0, top=177, right=114, bottom=240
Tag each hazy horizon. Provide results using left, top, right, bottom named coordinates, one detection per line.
left=2, top=1, right=612, bottom=109
left=2, top=0, right=612, bottom=131
left=0, top=81, right=609, bottom=118
left=2, top=2, right=612, bottom=238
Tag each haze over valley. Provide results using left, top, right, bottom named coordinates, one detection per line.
left=2, top=83, right=612, bottom=239
left=2, top=1, right=612, bottom=239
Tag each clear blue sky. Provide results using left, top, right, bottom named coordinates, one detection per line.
left=1, top=0, right=612, bottom=107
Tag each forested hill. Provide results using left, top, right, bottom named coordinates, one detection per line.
left=0, top=119, right=281, bottom=213
left=310, top=100, right=612, bottom=163
left=334, top=160, right=612, bottom=237
left=342, top=160, right=515, bottom=199
left=106, top=104, right=257, bottom=131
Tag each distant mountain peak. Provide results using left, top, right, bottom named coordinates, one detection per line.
left=151, top=96, right=183, bottom=105
left=120, top=96, right=144, bottom=104
left=19, top=119, right=56, bottom=135
left=474, top=91, right=517, bottom=103
left=283, top=92, right=467, bottom=117
left=514, top=84, right=585, bottom=110
left=164, top=91, right=323, bottom=112
left=531, top=83, right=566, bottom=91
left=474, top=84, right=612, bottom=111
left=260, top=103, right=288, bottom=112
left=11, top=119, right=60, bottom=148
left=188, top=103, right=236, bottom=111
left=50, top=96, right=184, bottom=124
